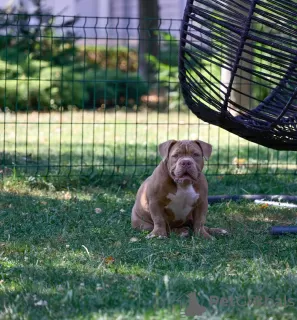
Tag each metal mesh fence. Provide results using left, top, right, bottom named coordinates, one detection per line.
left=0, top=14, right=297, bottom=181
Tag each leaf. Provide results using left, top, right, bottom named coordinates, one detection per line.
left=104, top=256, right=115, bottom=264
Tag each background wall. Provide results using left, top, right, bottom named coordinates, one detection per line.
left=0, top=0, right=187, bottom=18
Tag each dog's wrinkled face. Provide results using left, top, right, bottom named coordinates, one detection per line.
left=169, top=141, right=203, bottom=184
left=159, top=139, right=212, bottom=185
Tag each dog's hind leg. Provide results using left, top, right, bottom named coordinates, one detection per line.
left=131, top=207, right=154, bottom=231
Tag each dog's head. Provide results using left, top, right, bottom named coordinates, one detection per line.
left=159, top=139, right=212, bottom=184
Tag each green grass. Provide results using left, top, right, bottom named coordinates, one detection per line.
left=1, top=110, right=297, bottom=318
left=1, top=177, right=297, bottom=319
left=1, top=110, right=297, bottom=183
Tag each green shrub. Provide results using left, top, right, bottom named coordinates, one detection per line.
left=0, top=55, right=149, bottom=111
left=81, top=46, right=138, bottom=73
left=84, top=68, right=149, bottom=109
left=0, top=59, right=88, bottom=111
left=0, top=3, right=184, bottom=111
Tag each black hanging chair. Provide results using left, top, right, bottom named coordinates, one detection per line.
left=179, top=0, right=297, bottom=150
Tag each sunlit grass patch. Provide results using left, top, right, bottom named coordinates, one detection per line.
left=1, top=110, right=296, bottom=179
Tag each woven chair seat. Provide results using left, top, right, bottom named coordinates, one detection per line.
left=179, top=0, right=297, bottom=150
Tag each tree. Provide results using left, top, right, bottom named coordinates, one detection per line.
left=138, top=0, right=159, bottom=82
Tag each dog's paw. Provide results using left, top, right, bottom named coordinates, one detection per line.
left=201, top=233, right=215, bottom=241
left=171, top=227, right=190, bottom=238
left=208, top=228, right=229, bottom=236
left=194, top=227, right=214, bottom=240
left=146, top=234, right=167, bottom=240
left=146, top=230, right=168, bottom=239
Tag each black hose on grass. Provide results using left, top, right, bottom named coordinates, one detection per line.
left=208, top=195, right=297, bottom=236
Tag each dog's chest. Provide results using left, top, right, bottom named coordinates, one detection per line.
left=165, top=185, right=199, bottom=221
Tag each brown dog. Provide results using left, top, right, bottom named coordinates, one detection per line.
left=131, top=139, right=228, bottom=239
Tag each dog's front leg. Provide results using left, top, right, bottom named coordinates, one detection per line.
left=193, top=202, right=228, bottom=239
left=146, top=201, right=168, bottom=239
left=192, top=201, right=213, bottom=240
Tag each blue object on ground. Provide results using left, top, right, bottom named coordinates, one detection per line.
left=270, top=226, right=297, bottom=235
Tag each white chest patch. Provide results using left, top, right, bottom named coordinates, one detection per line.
left=165, top=185, right=199, bottom=221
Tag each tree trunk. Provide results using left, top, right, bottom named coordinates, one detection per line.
left=138, top=0, right=159, bottom=82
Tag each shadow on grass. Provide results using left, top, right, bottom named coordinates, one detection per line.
left=1, top=189, right=297, bottom=318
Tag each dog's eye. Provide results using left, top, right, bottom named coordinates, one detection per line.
left=193, top=153, right=200, bottom=157
left=172, top=154, right=178, bottom=158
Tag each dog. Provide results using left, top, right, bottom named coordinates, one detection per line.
left=131, top=139, right=228, bottom=239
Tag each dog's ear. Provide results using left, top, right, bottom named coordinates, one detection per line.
left=195, top=140, right=212, bottom=160
left=158, top=140, right=177, bottom=161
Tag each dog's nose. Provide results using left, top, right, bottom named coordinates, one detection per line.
left=180, top=159, right=192, bottom=167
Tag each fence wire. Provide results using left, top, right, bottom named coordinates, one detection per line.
left=0, top=14, right=296, bottom=181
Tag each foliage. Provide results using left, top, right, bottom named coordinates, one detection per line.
left=145, top=32, right=180, bottom=110
left=0, top=60, right=149, bottom=111
left=0, top=63, right=150, bottom=112
left=84, top=68, right=149, bottom=109
left=0, top=0, right=79, bottom=66
left=148, top=32, right=218, bottom=111
left=82, top=46, right=139, bottom=73
left=0, top=2, right=281, bottom=113
left=0, top=61, right=86, bottom=111
left=0, top=1, right=149, bottom=111
left=0, top=0, right=82, bottom=110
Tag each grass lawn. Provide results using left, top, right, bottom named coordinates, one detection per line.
left=1, top=110, right=297, bottom=319
left=1, top=176, right=297, bottom=319
left=1, top=110, right=297, bottom=180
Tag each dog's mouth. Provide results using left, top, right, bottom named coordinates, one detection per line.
left=179, top=172, right=193, bottom=179
left=171, top=171, right=200, bottom=184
